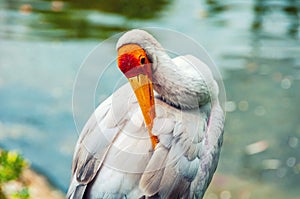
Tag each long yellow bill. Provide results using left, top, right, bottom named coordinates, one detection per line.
left=128, top=74, right=158, bottom=149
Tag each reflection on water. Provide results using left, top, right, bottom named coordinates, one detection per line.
left=1, top=0, right=300, bottom=197
left=205, top=0, right=228, bottom=15
left=1, top=0, right=171, bottom=40
left=252, top=0, right=300, bottom=38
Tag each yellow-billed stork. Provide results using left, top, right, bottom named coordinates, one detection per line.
left=67, top=29, right=225, bottom=199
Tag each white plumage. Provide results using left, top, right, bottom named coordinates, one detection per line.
left=67, top=30, right=224, bottom=199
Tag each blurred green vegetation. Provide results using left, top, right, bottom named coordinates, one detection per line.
left=2, top=0, right=171, bottom=39
left=0, top=150, right=29, bottom=199
left=52, top=0, right=171, bottom=19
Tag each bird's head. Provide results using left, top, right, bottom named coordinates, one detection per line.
left=118, top=44, right=152, bottom=79
left=117, top=42, right=158, bottom=149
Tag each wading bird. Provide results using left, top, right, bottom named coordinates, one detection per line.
left=67, top=29, right=225, bottom=199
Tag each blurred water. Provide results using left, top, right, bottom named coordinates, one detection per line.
left=0, top=0, right=300, bottom=197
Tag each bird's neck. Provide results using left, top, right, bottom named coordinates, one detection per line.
left=152, top=50, right=212, bottom=109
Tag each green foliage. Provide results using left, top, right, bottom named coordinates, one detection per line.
left=0, top=150, right=27, bottom=184
left=0, top=150, right=30, bottom=199
left=11, top=188, right=30, bottom=199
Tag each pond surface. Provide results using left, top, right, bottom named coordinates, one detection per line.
left=0, top=0, right=300, bottom=198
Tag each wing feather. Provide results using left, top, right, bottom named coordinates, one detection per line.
left=67, top=84, right=136, bottom=199
left=139, top=143, right=169, bottom=196
left=139, top=100, right=209, bottom=198
left=67, top=97, right=116, bottom=198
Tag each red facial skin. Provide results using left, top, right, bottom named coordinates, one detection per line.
left=118, top=44, right=152, bottom=79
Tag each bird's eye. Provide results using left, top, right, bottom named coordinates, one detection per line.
left=140, top=56, right=146, bottom=65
